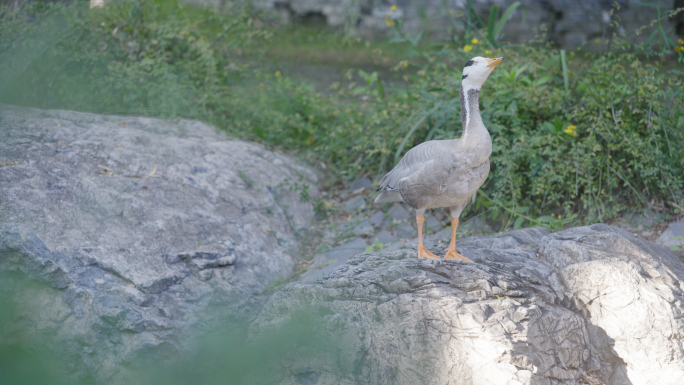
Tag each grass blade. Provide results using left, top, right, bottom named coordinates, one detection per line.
left=393, top=101, right=451, bottom=165
left=655, top=5, right=671, bottom=50
left=494, top=1, right=522, bottom=37
left=467, top=0, right=486, bottom=29
left=486, top=6, right=499, bottom=45
left=560, top=49, right=569, bottom=94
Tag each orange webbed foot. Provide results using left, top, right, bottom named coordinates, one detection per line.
left=444, top=248, right=473, bottom=262
left=417, top=246, right=441, bottom=259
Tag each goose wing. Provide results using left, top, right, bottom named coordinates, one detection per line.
left=379, top=140, right=444, bottom=190
left=376, top=140, right=456, bottom=206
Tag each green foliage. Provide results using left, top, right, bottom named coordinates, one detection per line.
left=278, top=177, right=312, bottom=202
left=466, top=48, right=683, bottom=226
left=328, top=43, right=684, bottom=228
left=354, top=69, right=385, bottom=100
left=464, top=0, right=524, bottom=48
left=365, top=237, right=385, bottom=252
left=0, top=0, right=268, bottom=117
left=631, top=3, right=684, bottom=61
left=0, top=274, right=88, bottom=385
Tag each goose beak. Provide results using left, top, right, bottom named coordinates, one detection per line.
left=486, top=57, right=505, bottom=68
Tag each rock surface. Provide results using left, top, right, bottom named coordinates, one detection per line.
left=656, top=221, right=684, bottom=258
left=250, top=224, right=684, bottom=385
left=2, top=106, right=683, bottom=385
left=0, top=106, right=317, bottom=383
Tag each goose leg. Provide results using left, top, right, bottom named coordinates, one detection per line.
left=416, top=215, right=440, bottom=259
left=444, top=217, right=473, bottom=262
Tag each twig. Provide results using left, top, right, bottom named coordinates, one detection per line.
left=591, top=184, right=602, bottom=221
left=598, top=110, right=614, bottom=138
left=610, top=105, right=619, bottom=128
left=575, top=148, right=579, bottom=197
left=560, top=49, right=569, bottom=94
left=611, top=165, right=645, bottom=204
left=655, top=110, right=673, bottom=158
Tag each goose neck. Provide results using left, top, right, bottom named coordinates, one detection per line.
left=460, top=85, right=484, bottom=139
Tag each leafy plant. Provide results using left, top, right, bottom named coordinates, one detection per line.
left=463, top=0, right=524, bottom=48
left=631, top=2, right=684, bottom=60
left=365, top=238, right=385, bottom=253
left=386, top=14, right=426, bottom=61
left=671, top=236, right=684, bottom=251
left=353, top=69, right=385, bottom=100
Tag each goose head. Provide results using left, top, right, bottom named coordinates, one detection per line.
left=461, top=56, right=504, bottom=90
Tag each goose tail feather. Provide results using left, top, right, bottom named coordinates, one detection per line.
left=374, top=190, right=403, bottom=204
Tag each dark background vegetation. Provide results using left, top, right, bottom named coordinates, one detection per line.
left=0, top=0, right=683, bottom=383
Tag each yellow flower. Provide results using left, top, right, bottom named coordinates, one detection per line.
left=679, top=39, right=684, bottom=45
left=471, top=38, right=479, bottom=44
left=564, top=125, right=577, bottom=136
left=391, top=5, right=397, bottom=10
left=306, top=137, right=315, bottom=144
left=463, top=45, right=473, bottom=52
left=485, top=49, right=492, bottom=55
left=274, top=70, right=281, bottom=78
left=676, top=46, right=681, bottom=52
left=385, top=18, right=394, bottom=27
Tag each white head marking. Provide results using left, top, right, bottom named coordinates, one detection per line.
left=461, top=56, right=503, bottom=91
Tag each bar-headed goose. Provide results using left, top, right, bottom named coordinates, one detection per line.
left=375, top=56, right=504, bottom=261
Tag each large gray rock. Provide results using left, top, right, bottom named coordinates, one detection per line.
left=0, top=106, right=317, bottom=383
left=249, top=224, right=684, bottom=385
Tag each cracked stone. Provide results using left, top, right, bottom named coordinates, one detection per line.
left=252, top=224, right=684, bottom=385
left=388, top=204, right=411, bottom=222
left=343, top=196, right=366, bottom=212
left=656, top=221, right=684, bottom=258
left=394, top=223, right=415, bottom=240
left=369, top=211, right=384, bottom=227
left=372, top=230, right=396, bottom=245
left=299, top=238, right=368, bottom=283
left=349, top=176, right=372, bottom=190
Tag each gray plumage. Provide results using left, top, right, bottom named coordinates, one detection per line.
left=375, top=84, right=492, bottom=217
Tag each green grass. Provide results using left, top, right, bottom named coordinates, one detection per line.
left=1, top=0, right=683, bottom=231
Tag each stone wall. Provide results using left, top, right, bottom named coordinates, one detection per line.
left=222, top=0, right=681, bottom=49
left=9, top=0, right=681, bottom=48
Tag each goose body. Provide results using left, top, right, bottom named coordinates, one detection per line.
left=375, top=56, right=503, bottom=260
